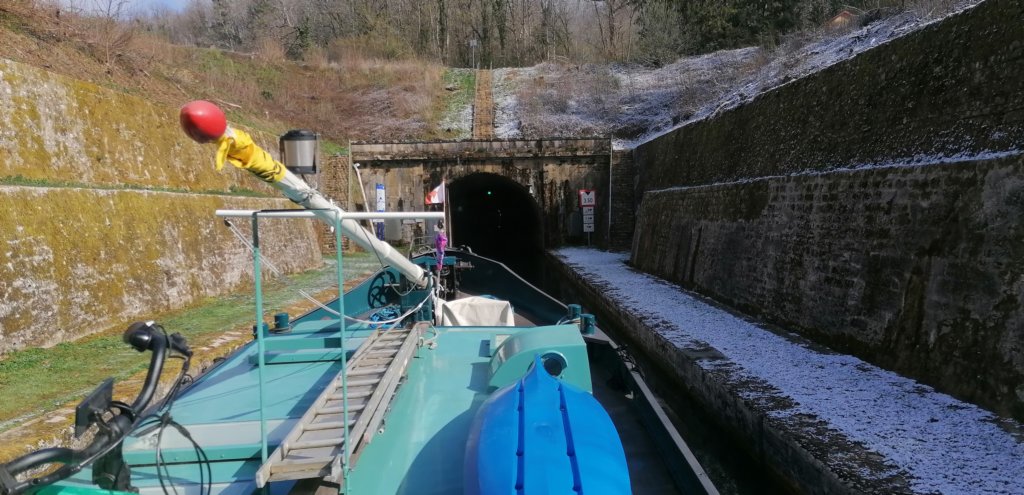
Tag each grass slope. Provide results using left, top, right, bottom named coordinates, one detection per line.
left=0, top=252, right=381, bottom=461
left=0, top=2, right=456, bottom=146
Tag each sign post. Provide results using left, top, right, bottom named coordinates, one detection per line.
left=375, top=183, right=386, bottom=240
left=578, top=189, right=596, bottom=245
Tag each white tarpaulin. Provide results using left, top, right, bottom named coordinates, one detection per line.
left=438, top=296, right=515, bottom=327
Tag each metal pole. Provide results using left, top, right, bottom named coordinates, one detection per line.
left=607, top=142, right=613, bottom=247
left=273, top=169, right=431, bottom=286
left=449, top=160, right=457, bottom=247
left=353, top=161, right=370, bottom=226
left=336, top=214, right=350, bottom=489
left=252, top=213, right=269, bottom=465
left=445, top=201, right=452, bottom=250
left=216, top=210, right=445, bottom=220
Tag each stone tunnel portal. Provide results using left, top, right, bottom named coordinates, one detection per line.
left=449, top=172, right=544, bottom=282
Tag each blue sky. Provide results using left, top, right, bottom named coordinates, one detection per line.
left=59, top=0, right=190, bottom=15
left=140, top=0, right=188, bottom=10
left=135, top=0, right=188, bottom=12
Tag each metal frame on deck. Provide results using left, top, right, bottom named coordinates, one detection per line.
left=216, top=208, right=444, bottom=491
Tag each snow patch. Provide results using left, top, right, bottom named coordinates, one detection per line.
left=647, top=149, right=1024, bottom=194
left=491, top=1, right=985, bottom=151
left=556, top=247, right=1024, bottom=494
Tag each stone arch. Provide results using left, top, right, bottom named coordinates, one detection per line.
left=448, top=172, right=544, bottom=280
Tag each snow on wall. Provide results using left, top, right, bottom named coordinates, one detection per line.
left=492, top=2, right=984, bottom=151
left=557, top=247, right=1024, bottom=495
left=634, top=0, right=1022, bottom=191
left=629, top=0, right=1024, bottom=420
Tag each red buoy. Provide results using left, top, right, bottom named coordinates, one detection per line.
left=179, top=100, right=227, bottom=143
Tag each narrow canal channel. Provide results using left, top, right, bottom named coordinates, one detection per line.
left=530, top=254, right=796, bottom=495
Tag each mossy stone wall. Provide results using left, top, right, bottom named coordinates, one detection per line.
left=0, top=58, right=278, bottom=191
left=0, top=59, right=321, bottom=354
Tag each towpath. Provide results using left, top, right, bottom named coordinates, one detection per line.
left=472, top=70, right=495, bottom=139
left=556, top=247, right=1024, bottom=495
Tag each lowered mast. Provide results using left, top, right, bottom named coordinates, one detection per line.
left=179, top=100, right=430, bottom=287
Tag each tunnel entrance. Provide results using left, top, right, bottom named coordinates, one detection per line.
left=449, top=173, right=544, bottom=283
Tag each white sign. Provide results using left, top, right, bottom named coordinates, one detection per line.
left=583, top=214, right=595, bottom=224
left=578, top=189, right=596, bottom=207
left=582, top=206, right=594, bottom=215
left=583, top=223, right=595, bottom=233
left=375, top=183, right=386, bottom=212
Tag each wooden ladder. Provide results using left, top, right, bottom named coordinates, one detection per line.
left=254, top=325, right=422, bottom=487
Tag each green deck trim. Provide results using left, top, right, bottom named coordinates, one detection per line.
left=123, top=444, right=264, bottom=465
left=333, top=213, right=352, bottom=485
left=348, top=324, right=591, bottom=494
left=148, top=345, right=344, bottom=425
left=252, top=214, right=270, bottom=465
left=289, top=320, right=342, bottom=334
left=249, top=327, right=379, bottom=363
left=261, top=335, right=344, bottom=351
left=250, top=349, right=349, bottom=365
left=130, top=457, right=261, bottom=484
left=489, top=324, right=592, bottom=392
left=35, top=485, right=135, bottom=495
left=348, top=327, right=500, bottom=494
left=57, top=325, right=587, bottom=494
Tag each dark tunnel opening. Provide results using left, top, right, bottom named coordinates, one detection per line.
left=448, top=173, right=544, bottom=283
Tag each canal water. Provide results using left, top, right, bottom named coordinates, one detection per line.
left=530, top=254, right=796, bottom=495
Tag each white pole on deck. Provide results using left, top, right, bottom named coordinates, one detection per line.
left=178, top=100, right=432, bottom=287
left=272, top=169, right=432, bottom=286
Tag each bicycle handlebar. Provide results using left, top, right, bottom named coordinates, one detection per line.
left=0, top=322, right=190, bottom=495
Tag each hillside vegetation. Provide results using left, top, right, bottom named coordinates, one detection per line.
left=0, top=1, right=474, bottom=146
left=142, top=0, right=970, bottom=67
left=494, top=0, right=982, bottom=148
left=2, top=0, right=978, bottom=149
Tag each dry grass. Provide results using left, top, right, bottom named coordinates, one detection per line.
left=514, top=63, right=622, bottom=138
left=0, top=1, right=450, bottom=144
left=256, top=37, right=287, bottom=63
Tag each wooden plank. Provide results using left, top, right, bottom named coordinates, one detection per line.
left=290, top=437, right=348, bottom=451
left=271, top=456, right=335, bottom=473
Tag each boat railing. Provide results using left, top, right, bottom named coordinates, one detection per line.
left=214, top=208, right=444, bottom=487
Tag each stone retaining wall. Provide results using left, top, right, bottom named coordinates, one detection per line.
left=545, top=254, right=911, bottom=494
left=0, top=59, right=321, bottom=354
left=630, top=0, right=1024, bottom=419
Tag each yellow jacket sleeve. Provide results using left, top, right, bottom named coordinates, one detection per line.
left=215, top=129, right=286, bottom=183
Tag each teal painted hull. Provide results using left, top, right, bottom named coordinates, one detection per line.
left=40, top=250, right=708, bottom=495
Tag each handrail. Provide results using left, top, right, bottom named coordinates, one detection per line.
left=216, top=210, right=445, bottom=220
left=243, top=207, right=396, bottom=489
